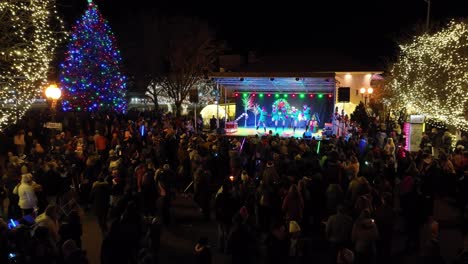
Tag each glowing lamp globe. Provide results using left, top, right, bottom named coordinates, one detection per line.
left=359, top=87, right=366, bottom=94
left=45, top=84, right=62, bottom=100
left=367, top=87, right=374, bottom=94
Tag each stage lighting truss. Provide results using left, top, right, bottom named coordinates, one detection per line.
left=234, top=92, right=333, bottom=98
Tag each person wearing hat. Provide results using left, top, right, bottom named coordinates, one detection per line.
left=194, top=237, right=212, bottom=264
left=289, top=220, right=304, bottom=257
left=351, top=209, right=379, bottom=264
left=262, top=161, right=279, bottom=187
left=13, top=165, right=38, bottom=216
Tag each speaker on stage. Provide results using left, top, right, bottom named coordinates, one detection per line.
left=303, top=131, right=312, bottom=139
left=338, top=87, right=350, bottom=102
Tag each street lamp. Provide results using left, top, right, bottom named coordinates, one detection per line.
left=210, top=86, right=221, bottom=129
left=45, top=83, right=61, bottom=120
left=360, top=87, right=373, bottom=106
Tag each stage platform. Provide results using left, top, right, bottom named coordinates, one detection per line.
left=225, top=126, right=323, bottom=139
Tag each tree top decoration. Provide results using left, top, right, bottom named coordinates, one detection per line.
left=0, top=0, right=65, bottom=130
left=387, top=20, right=468, bottom=131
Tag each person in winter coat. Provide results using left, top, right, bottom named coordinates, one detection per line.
left=326, top=205, right=354, bottom=262
left=35, top=204, right=60, bottom=243
left=90, top=176, right=111, bottom=235
left=262, top=161, right=279, bottom=187
left=62, top=239, right=89, bottom=264
left=375, top=192, right=395, bottom=263
left=13, top=167, right=38, bottom=216
left=288, top=220, right=304, bottom=258
left=227, top=214, right=257, bottom=264
left=352, top=209, right=379, bottom=264
left=194, top=237, right=212, bottom=264
left=326, top=184, right=344, bottom=216
left=282, top=184, right=304, bottom=222
left=215, top=182, right=236, bottom=253
left=193, top=166, right=212, bottom=221
left=265, top=222, right=289, bottom=264
left=59, top=210, right=83, bottom=248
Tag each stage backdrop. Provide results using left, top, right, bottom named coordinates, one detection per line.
left=234, top=93, right=334, bottom=128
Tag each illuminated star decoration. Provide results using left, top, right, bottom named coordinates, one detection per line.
left=0, top=0, right=65, bottom=130
left=388, top=20, right=468, bottom=131
left=60, top=1, right=127, bottom=112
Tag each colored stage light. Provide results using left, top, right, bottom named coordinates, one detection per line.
left=234, top=93, right=239, bottom=97
left=318, top=94, right=323, bottom=98
left=292, top=94, right=296, bottom=97
left=252, top=93, right=256, bottom=97
left=283, top=94, right=288, bottom=98
left=309, top=94, right=314, bottom=98
left=243, top=93, right=248, bottom=97
left=267, top=94, right=271, bottom=97
left=328, top=94, right=333, bottom=98
left=275, top=94, right=280, bottom=98
left=299, top=94, right=305, bottom=99
left=259, top=93, right=264, bottom=98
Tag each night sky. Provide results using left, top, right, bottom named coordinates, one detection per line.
left=57, top=0, right=467, bottom=65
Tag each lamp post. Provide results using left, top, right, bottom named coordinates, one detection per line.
left=45, top=83, right=61, bottom=121
left=210, top=85, right=220, bottom=129
left=360, top=87, right=373, bottom=106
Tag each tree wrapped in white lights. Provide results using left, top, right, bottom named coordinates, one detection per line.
left=387, top=20, right=468, bottom=131
left=0, top=0, right=64, bottom=129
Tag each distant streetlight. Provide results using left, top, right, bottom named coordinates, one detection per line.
left=45, top=83, right=61, bottom=120
left=360, top=87, right=373, bottom=106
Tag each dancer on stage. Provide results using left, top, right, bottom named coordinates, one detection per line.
left=272, top=105, right=286, bottom=131
left=256, top=105, right=267, bottom=133
left=290, top=106, right=300, bottom=132
left=302, top=105, right=311, bottom=131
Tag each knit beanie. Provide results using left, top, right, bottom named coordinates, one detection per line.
left=289, top=221, right=301, bottom=233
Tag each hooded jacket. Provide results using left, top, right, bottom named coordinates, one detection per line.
left=13, top=173, right=37, bottom=210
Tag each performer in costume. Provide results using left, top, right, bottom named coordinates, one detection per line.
left=256, top=106, right=267, bottom=133
left=302, top=105, right=311, bottom=131
left=332, top=107, right=340, bottom=136
left=290, top=106, right=300, bottom=133
left=309, top=114, right=319, bottom=133
left=276, top=109, right=286, bottom=131
left=271, top=105, right=279, bottom=131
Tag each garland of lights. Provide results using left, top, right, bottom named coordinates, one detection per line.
left=60, top=1, right=127, bottom=112
left=388, top=20, right=468, bottom=131
left=0, top=0, right=65, bottom=130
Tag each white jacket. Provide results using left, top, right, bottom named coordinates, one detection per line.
left=13, top=180, right=37, bottom=210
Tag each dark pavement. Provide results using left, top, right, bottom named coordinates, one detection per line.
left=81, top=195, right=466, bottom=264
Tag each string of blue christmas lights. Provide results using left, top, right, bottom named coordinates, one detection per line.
left=60, top=1, right=127, bottom=112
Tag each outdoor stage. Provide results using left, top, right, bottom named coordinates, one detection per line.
left=225, top=126, right=323, bottom=139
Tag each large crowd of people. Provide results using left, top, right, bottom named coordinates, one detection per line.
left=0, top=110, right=467, bottom=264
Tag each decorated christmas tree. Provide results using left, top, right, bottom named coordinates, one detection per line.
left=60, top=0, right=127, bottom=112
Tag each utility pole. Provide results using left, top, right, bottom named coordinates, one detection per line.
left=424, top=0, right=431, bottom=31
